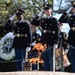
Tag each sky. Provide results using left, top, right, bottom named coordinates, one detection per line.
left=53, top=0, right=71, bottom=11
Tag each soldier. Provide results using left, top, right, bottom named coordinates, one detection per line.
left=5, top=9, right=32, bottom=71
left=31, top=4, right=59, bottom=71
left=28, top=24, right=41, bottom=70
left=58, top=5, right=73, bottom=72
left=28, top=24, right=41, bottom=56
left=68, top=2, right=75, bottom=72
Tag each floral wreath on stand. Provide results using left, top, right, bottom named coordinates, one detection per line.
left=0, top=32, right=15, bottom=60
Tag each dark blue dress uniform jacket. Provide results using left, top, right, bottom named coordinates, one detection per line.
left=5, top=21, right=32, bottom=49
left=31, top=16, right=59, bottom=47
left=32, top=32, right=40, bottom=43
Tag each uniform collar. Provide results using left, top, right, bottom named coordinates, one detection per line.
left=19, top=19, right=24, bottom=23
left=46, top=16, right=52, bottom=19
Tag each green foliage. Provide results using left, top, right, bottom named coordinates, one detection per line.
left=0, top=0, right=72, bottom=38
left=0, top=0, right=46, bottom=24
left=48, top=0, right=53, bottom=5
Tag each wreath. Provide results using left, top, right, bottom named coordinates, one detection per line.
left=0, top=32, right=15, bottom=60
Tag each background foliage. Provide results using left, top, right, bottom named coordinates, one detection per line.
left=0, top=0, right=74, bottom=37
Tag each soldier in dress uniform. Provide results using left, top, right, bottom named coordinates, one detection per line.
left=28, top=25, right=41, bottom=58
left=68, top=2, right=75, bottom=72
left=31, top=4, right=59, bottom=71
left=28, top=24, right=41, bottom=70
left=5, top=9, right=32, bottom=71
left=58, top=5, right=73, bottom=72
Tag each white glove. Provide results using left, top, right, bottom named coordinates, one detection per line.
left=66, top=7, right=73, bottom=14
left=9, top=14, right=16, bottom=21
left=65, top=49, right=68, bottom=54
left=26, top=47, right=31, bottom=52
left=38, top=10, right=44, bottom=17
left=31, top=42, right=36, bottom=46
left=54, top=44, right=58, bottom=49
